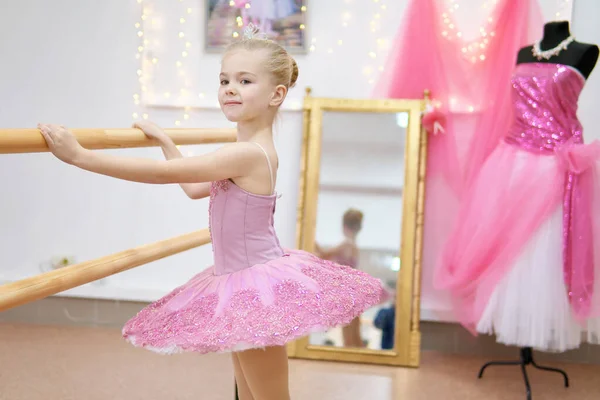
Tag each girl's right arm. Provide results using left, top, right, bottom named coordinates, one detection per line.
left=156, top=138, right=211, bottom=199
left=136, top=121, right=210, bottom=200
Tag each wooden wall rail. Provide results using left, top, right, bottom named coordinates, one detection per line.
left=0, top=128, right=237, bottom=154
left=0, top=229, right=211, bottom=312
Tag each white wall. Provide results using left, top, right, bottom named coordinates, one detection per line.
left=1, top=0, right=599, bottom=319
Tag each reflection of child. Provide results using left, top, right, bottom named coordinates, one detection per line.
left=315, top=209, right=365, bottom=348
left=374, top=304, right=395, bottom=350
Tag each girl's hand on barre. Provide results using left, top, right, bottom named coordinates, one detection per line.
left=38, top=123, right=84, bottom=165
left=133, top=121, right=170, bottom=144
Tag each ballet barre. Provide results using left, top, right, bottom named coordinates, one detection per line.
left=0, top=229, right=211, bottom=312
left=0, top=127, right=237, bottom=154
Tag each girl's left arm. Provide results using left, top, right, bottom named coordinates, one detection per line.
left=38, top=124, right=254, bottom=184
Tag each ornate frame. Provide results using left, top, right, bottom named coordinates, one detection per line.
left=286, top=87, right=429, bottom=367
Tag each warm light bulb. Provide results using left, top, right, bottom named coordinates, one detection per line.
left=143, top=113, right=148, bottom=119
left=182, top=51, right=188, bottom=57
left=338, top=39, right=343, bottom=45
left=137, top=31, right=144, bottom=37
left=233, top=32, right=239, bottom=38
left=299, top=24, right=305, bottom=30
left=187, top=8, right=192, bottom=14
left=178, top=32, right=185, bottom=38
left=180, top=18, right=186, bottom=24
left=185, top=41, right=191, bottom=48
left=175, top=120, right=181, bottom=126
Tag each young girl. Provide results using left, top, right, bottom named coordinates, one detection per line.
left=38, top=27, right=387, bottom=400
left=315, top=209, right=365, bottom=348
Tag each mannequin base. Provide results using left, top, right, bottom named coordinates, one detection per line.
left=478, top=347, right=569, bottom=400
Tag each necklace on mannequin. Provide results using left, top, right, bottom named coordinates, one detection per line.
left=532, top=35, right=575, bottom=60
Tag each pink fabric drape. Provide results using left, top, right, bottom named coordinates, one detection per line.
left=557, top=140, right=600, bottom=320
left=373, top=0, right=543, bottom=194
left=372, top=0, right=544, bottom=323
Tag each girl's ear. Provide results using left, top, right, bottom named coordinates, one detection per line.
left=270, top=85, right=288, bottom=107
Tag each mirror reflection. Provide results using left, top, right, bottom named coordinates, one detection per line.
left=310, top=111, right=407, bottom=351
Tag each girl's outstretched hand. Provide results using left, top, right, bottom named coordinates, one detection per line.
left=133, top=121, right=169, bottom=143
left=38, top=123, right=85, bottom=164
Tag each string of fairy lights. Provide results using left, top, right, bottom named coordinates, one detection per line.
left=131, top=0, right=575, bottom=122
left=555, top=0, right=572, bottom=20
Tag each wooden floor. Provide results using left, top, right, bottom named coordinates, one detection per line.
left=1, top=323, right=598, bottom=400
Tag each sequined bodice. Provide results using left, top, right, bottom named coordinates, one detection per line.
left=504, top=63, right=586, bottom=153
left=208, top=179, right=284, bottom=275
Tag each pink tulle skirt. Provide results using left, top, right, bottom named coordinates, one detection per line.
left=122, top=249, right=388, bottom=354
left=435, top=141, right=600, bottom=352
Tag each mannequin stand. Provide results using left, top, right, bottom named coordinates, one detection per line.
left=478, top=347, right=569, bottom=400
left=234, top=381, right=239, bottom=400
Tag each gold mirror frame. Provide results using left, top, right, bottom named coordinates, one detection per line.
left=286, top=87, right=429, bottom=367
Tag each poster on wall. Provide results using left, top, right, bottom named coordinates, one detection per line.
left=205, top=0, right=307, bottom=53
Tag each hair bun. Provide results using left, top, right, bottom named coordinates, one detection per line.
left=289, top=57, right=299, bottom=88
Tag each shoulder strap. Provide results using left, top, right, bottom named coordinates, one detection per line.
left=251, top=142, right=275, bottom=195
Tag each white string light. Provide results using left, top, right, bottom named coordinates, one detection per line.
left=365, top=0, right=389, bottom=85
left=555, top=0, right=572, bottom=20
left=441, top=0, right=497, bottom=64
left=174, top=0, right=194, bottom=126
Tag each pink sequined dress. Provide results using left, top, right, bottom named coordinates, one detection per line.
left=435, top=62, right=600, bottom=352
left=122, top=145, right=387, bottom=354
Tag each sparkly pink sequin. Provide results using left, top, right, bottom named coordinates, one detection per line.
left=123, top=179, right=388, bottom=354
left=504, top=63, right=585, bottom=153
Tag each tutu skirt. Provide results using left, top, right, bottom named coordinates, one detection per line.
left=122, top=249, right=387, bottom=354
left=435, top=141, right=600, bottom=352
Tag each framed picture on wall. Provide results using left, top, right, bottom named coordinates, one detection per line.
left=205, top=0, right=307, bottom=54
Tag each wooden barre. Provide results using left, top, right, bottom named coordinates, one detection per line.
left=0, top=229, right=211, bottom=312
left=0, top=128, right=237, bottom=154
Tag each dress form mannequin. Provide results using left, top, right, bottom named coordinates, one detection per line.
left=516, top=21, right=599, bottom=78
left=476, top=21, right=599, bottom=400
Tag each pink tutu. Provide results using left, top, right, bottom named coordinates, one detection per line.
left=122, top=176, right=389, bottom=354
left=123, top=250, right=386, bottom=354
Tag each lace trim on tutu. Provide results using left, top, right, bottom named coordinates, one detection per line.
left=122, top=254, right=387, bottom=354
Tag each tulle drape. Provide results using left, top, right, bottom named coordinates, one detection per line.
left=372, top=0, right=544, bottom=324
left=373, top=0, right=543, bottom=193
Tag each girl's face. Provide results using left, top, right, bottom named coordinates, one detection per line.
left=218, top=49, right=283, bottom=122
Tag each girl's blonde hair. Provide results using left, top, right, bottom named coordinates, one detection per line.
left=225, top=37, right=299, bottom=90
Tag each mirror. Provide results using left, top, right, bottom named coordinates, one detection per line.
left=309, top=111, right=405, bottom=351
left=287, top=88, right=428, bottom=367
